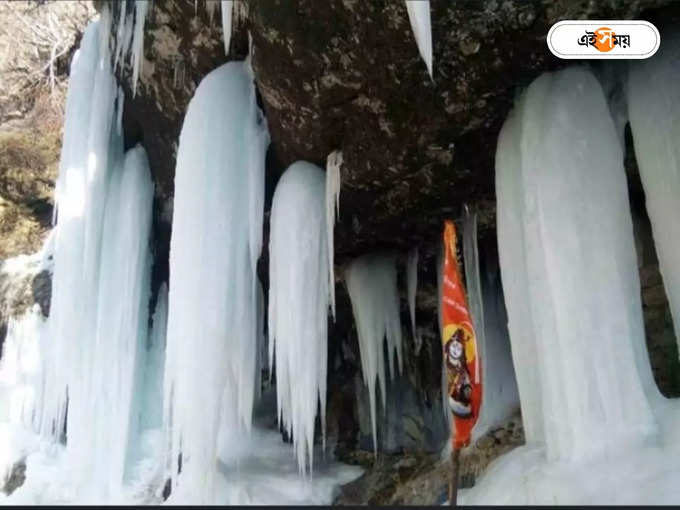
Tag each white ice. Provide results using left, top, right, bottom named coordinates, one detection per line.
left=344, top=253, right=403, bottom=454
left=110, top=1, right=147, bottom=97
left=326, top=150, right=342, bottom=318
left=131, top=1, right=149, bottom=97
left=462, top=208, right=519, bottom=442
left=406, top=247, right=418, bottom=342
left=35, top=14, right=155, bottom=501
left=628, top=34, right=680, bottom=357
left=464, top=65, right=680, bottom=505
left=268, top=161, right=331, bottom=475
left=221, top=1, right=233, bottom=56
left=405, top=0, right=433, bottom=78
left=162, top=59, right=269, bottom=503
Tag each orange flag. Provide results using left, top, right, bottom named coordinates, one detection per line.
left=441, top=220, right=482, bottom=450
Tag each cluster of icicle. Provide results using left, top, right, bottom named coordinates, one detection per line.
left=344, top=254, right=404, bottom=454
left=39, top=10, right=155, bottom=500
left=111, top=0, right=148, bottom=96
left=268, top=161, right=332, bottom=476
left=162, top=55, right=269, bottom=502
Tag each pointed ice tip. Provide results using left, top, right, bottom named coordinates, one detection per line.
left=405, top=0, right=433, bottom=80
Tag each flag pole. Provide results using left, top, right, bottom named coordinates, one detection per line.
left=441, top=219, right=482, bottom=507
left=449, top=447, right=460, bottom=506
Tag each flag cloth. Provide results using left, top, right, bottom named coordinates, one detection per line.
left=442, top=220, right=482, bottom=449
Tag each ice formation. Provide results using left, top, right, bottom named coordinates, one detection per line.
left=326, top=150, right=342, bottom=318
left=462, top=208, right=483, bottom=390
left=470, top=258, right=520, bottom=440
left=405, top=0, right=433, bottom=78
left=162, top=60, right=269, bottom=502
left=30, top=14, right=155, bottom=500
left=461, top=208, right=519, bottom=440
left=221, top=1, right=233, bottom=56
left=463, top=66, right=673, bottom=504
left=494, top=96, right=547, bottom=446
left=110, top=1, right=148, bottom=97
left=406, top=248, right=418, bottom=341
left=268, top=161, right=331, bottom=475
left=344, top=253, right=403, bottom=454
left=628, top=36, right=680, bottom=352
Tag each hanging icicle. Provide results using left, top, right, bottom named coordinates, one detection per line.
left=162, top=60, right=269, bottom=503
left=221, top=0, right=233, bottom=56
left=406, top=247, right=418, bottom=342
left=268, top=161, right=331, bottom=476
left=326, top=150, right=342, bottom=319
left=345, top=253, right=403, bottom=454
left=405, top=0, right=433, bottom=78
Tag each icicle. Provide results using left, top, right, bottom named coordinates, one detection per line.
left=254, top=279, right=265, bottom=403
left=205, top=0, right=220, bottom=22
left=268, top=161, right=331, bottom=475
left=89, top=144, right=154, bottom=497
left=496, top=66, right=656, bottom=463
left=462, top=207, right=482, bottom=386
left=345, top=253, right=403, bottom=455
left=113, top=1, right=134, bottom=73
left=131, top=1, right=148, bottom=97
left=326, top=150, right=342, bottom=319
left=406, top=247, right=418, bottom=343
left=163, top=61, right=268, bottom=503
left=436, top=243, right=452, bottom=434
left=405, top=0, right=433, bottom=79
left=629, top=35, right=680, bottom=374
left=221, top=0, right=233, bottom=56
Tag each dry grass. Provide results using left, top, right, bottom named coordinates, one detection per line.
left=0, top=101, right=62, bottom=258
left=0, top=1, right=95, bottom=124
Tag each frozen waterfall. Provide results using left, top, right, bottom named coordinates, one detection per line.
left=162, top=60, right=269, bottom=503
left=268, top=161, right=332, bottom=475
left=30, top=16, right=155, bottom=501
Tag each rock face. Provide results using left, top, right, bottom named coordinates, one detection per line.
left=114, top=0, right=680, bottom=263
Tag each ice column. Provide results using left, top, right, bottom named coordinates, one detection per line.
left=163, top=61, right=269, bottom=502
left=629, top=35, right=680, bottom=363
left=41, top=15, right=155, bottom=498
left=496, top=67, right=656, bottom=462
left=268, top=161, right=332, bottom=475
left=345, top=253, right=403, bottom=454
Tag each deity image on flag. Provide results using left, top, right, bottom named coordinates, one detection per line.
left=441, top=220, right=482, bottom=449
left=444, top=323, right=475, bottom=418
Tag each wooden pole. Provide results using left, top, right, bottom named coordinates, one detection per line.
left=449, top=447, right=460, bottom=506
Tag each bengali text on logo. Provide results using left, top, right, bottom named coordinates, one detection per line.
left=548, top=20, right=659, bottom=59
